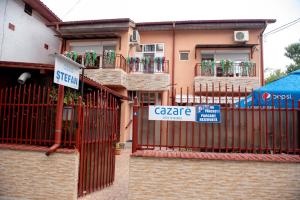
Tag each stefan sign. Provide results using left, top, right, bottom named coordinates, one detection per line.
left=196, top=105, right=221, bottom=123
left=149, top=106, right=196, bottom=121
left=54, top=53, right=84, bottom=90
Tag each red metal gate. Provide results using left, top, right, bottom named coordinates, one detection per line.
left=77, top=89, right=120, bottom=197
left=0, top=84, right=121, bottom=197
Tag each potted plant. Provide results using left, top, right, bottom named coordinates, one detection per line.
left=223, top=60, right=233, bottom=77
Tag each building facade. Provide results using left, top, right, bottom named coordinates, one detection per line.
left=0, top=0, right=276, bottom=145
left=48, top=18, right=275, bottom=144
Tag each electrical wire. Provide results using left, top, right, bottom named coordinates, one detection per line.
left=264, top=17, right=300, bottom=37
left=62, top=0, right=82, bottom=19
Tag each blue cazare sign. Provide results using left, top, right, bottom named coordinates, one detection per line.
left=196, top=105, right=221, bottom=123
left=149, top=106, right=196, bottom=122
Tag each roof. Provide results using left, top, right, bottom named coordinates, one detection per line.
left=0, top=61, right=54, bottom=70
left=136, top=19, right=276, bottom=26
left=23, top=0, right=61, bottom=22
left=136, top=19, right=276, bottom=31
left=47, top=18, right=134, bottom=39
left=0, top=61, right=128, bottom=100
left=47, top=18, right=134, bottom=26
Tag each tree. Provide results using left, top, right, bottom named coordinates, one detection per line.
left=265, top=42, right=300, bottom=84
left=265, top=69, right=286, bottom=84
left=284, top=42, right=300, bottom=74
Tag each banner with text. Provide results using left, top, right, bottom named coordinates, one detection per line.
left=149, top=106, right=196, bottom=121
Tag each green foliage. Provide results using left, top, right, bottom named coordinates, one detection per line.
left=265, top=69, right=286, bottom=84
left=265, top=42, right=300, bottom=83
left=285, top=42, right=300, bottom=74
left=50, top=86, right=80, bottom=104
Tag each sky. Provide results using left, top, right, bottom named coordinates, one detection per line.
left=41, top=0, right=300, bottom=76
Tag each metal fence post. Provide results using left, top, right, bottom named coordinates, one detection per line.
left=132, top=97, right=139, bottom=153
left=76, top=96, right=83, bottom=151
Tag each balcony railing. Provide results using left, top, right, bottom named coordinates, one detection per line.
left=128, top=57, right=169, bottom=73
left=194, top=61, right=256, bottom=77
left=64, top=51, right=128, bottom=72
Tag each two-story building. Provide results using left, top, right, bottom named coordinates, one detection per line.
left=47, top=18, right=275, bottom=145
left=0, top=0, right=276, bottom=146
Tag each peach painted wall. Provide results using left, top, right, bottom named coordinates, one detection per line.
left=139, top=29, right=262, bottom=91
left=111, top=87, right=131, bottom=143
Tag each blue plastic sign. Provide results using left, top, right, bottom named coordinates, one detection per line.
left=54, top=54, right=83, bottom=90
left=196, top=105, right=221, bottom=123
left=149, top=106, right=196, bottom=121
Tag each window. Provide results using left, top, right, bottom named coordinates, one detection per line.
left=24, top=3, right=32, bottom=16
left=143, top=44, right=155, bottom=52
left=201, top=54, right=214, bottom=61
left=128, top=91, right=162, bottom=105
left=180, top=52, right=189, bottom=60
left=138, top=43, right=165, bottom=53
left=156, top=44, right=164, bottom=52
left=201, top=50, right=250, bottom=62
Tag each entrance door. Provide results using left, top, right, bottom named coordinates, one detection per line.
left=103, top=45, right=116, bottom=68
left=143, top=53, right=155, bottom=73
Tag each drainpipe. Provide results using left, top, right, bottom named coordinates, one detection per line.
left=171, top=22, right=176, bottom=105
left=259, top=22, right=267, bottom=86
left=46, top=39, right=66, bottom=156
left=46, top=85, right=64, bottom=156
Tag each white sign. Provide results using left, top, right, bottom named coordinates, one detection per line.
left=149, top=106, right=196, bottom=121
left=54, top=54, right=83, bottom=90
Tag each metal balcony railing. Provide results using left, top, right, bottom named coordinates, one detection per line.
left=64, top=52, right=128, bottom=72
left=194, top=61, right=256, bottom=77
left=128, top=57, right=169, bottom=73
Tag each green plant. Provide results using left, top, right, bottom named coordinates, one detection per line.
left=201, top=60, right=214, bottom=76
left=221, top=59, right=233, bottom=76
left=50, top=86, right=81, bottom=105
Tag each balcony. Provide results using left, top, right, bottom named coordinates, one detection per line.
left=128, top=57, right=169, bottom=73
left=194, top=61, right=260, bottom=92
left=195, top=61, right=256, bottom=77
left=64, top=51, right=128, bottom=87
left=127, top=57, right=170, bottom=91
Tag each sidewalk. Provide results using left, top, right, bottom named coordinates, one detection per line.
left=79, top=143, right=131, bottom=200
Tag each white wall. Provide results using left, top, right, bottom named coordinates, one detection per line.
left=0, top=0, right=60, bottom=64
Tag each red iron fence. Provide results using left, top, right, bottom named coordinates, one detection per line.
left=0, top=84, right=121, bottom=197
left=132, top=85, right=300, bottom=154
left=77, top=90, right=120, bottom=196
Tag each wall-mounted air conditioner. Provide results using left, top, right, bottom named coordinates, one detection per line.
left=130, top=30, right=140, bottom=44
left=234, top=31, right=249, bottom=42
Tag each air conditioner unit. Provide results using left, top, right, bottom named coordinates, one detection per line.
left=234, top=31, right=249, bottom=42
left=130, top=30, right=140, bottom=44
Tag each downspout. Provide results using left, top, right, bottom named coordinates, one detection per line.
left=46, top=85, right=64, bottom=156
left=46, top=38, right=66, bottom=156
left=171, top=22, right=176, bottom=105
left=259, top=22, right=267, bottom=86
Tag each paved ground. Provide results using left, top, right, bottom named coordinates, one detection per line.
left=79, top=143, right=131, bottom=200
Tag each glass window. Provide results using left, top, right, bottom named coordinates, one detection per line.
left=156, top=44, right=164, bottom=52
left=215, top=52, right=249, bottom=62
left=136, top=45, right=143, bottom=52
left=70, top=45, right=101, bottom=54
left=180, top=52, right=189, bottom=60
left=143, top=44, right=155, bottom=52
left=201, top=54, right=214, bottom=61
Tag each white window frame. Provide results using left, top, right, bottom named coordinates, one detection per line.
left=179, top=51, right=190, bottom=61
left=138, top=43, right=165, bottom=54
